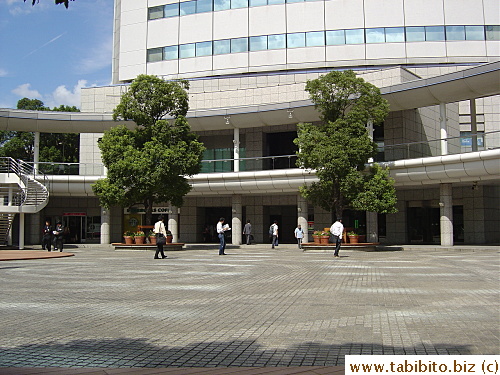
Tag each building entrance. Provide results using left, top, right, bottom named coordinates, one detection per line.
left=63, top=213, right=86, bottom=243
left=203, top=207, right=231, bottom=243
left=264, top=205, right=296, bottom=244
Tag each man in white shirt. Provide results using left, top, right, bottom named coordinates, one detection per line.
left=217, top=217, right=228, bottom=255
left=294, top=224, right=304, bottom=249
left=330, top=218, right=344, bottom=258
left=271, top=220, right=278, bottom=249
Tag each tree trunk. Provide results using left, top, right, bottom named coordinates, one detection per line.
left=144, top=197, right=153, bottom=225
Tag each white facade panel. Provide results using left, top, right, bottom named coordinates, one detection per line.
left=483, top=0, right=500, bottom=24
left=324, top=0, right=364, bottom=30
left=148, top=0, right=170, bottom=6
left=119, top=60, right=147, bottom=82
left=179, top=13, right=213, bottom=44
left=147, top=18, right=180, bottom=48
left=179, top=56, right=213, bottom=75
left=364, top=0, right=404, bottom=28
left=248, top=5, right=286, bottom=36
left=213, top=52, right=249, bottom=71
left=213, top=9, right=249, bottom=40
left=446, top=42, right=487, bottom=58
left=122, top=0, right=146, bottom=12
left=146, top=60, right=179, bottom=77
left=121, top=9, right=145, bottom=26
left=249, top=50, right=287, bottom=68
left=443, top=0, right=485, bottom=25
left=286, top=2, right=325, bottom=33
left=403, top=0, right=445, bottom=26
left=486, top=41, right=500, bottom=57
left=120, top=23, right=147, bottom=53
left=326, top=45, right=365, bottom=63
left=406, top=42, right=447, bottom=59
left=366, top=43, right=407, bottom=60
left=287, top=47, right=325, bottom=65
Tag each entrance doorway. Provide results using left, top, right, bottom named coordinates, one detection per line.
left=264, top=205, right=296, bottom=244
left=63, top=213, right=87, bottom=243
left=203, top=207, right=231, bottom=243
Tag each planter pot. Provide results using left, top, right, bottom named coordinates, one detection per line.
left=124, top=236, right=134, bottom=245
left=134, top=236, right=145, bottom=244
left=319, top=235, right=330, bottom=244
left=166, top=235, right=173, bottom=244
left=149, top=236, right=157, bottom=245
left=313, top=235, right=320, bottom=244
left=348, top=235, right=359, bottom=244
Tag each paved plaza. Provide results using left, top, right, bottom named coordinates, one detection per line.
left=0, top=245, right=498, bottom=370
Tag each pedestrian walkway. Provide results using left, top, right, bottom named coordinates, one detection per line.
left=0, top=245, right=498, bottom=373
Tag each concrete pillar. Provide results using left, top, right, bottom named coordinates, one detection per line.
left=440, top=103, right=448, bottom=156
left=367, top=119, right=374, bottom=163
left=19, top=213, right=25, bottom=250
left=366, top=211, right=378, bottom=243
left=470, top=99, right=478, bottom=152
left=168, top=205, right=179, bottom=243
left=297, top=195, right=308, bottom=243
left=232, top=195, right=242, bottom=245
left=233, top=128, right=240, bottom=172
left=100, top=206, right=110, bottom=245
left=34, top=132, right=40, bottom=173
left=7, top=188, right=13, bottom=246
left=440, top=183, right=454, bottom=246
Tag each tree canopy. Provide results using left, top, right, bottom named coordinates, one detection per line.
left=94, top=75, right=204, bottom=225
left=25, top=0, right=74, bottom=8
left=295, top=70, right=397, bottom=218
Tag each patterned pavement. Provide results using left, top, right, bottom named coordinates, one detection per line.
left=0, top=245, right=498, bottom=372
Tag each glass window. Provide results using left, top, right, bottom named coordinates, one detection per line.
left=268, top=34, right=286, bottom=49
left=446, top=25, right=465, bottom=40
left=180, top=43, right=196, bottom=58
left=366, top=28, right=385, bottom=43
left=250, top=36, right=268, bottom=51
left=306, top=31, right=324, bottom=46
left=486, top=25, right=500, bottom=40
left=197, top=0, right=213, bottom=12
left=164, top=3, right=180, bottom=17
left=250, top=0, right=267, bottom=5
left=326, top=30, right=345, bottom=45
left=465, top=25, right=484, bottom=40
left=385, top=27, right=404, bottom=42
left=345, top=29, right=364, bottom=44
left=268, top=0, right=285, bottom=4
left=180, top=0, right=197, bottom=15
left=287, top=0, right=303, bottom=3
left=147, top=48, right=163, bottom=62
left=231, top=0, right=248, bottom=8
left=231, top=37, right=249, bottom=53
left=214, top=0, right=230, bottom=10
left=425, top=26, right=445, bottom=41
left=406, top=26, right=425, bottom=42
left=214, top=39, right=231, bottom=54
left=287, top=32, right=305, bottom=48
left=196, top=41, right=212, bottom=56
left=148, top=6, right=164, bottom=20
left=164, top=45, right=179, bottom=60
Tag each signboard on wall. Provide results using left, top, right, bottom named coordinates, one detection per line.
left=123, top=207, right=172, bottom=215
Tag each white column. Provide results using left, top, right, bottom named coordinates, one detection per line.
left=7, top=188, right=13, bottom=246
left=232, top=195, right=242, bottom=245
left=233, top=128, right=240, bottom=172
left=440, top=103, right=448, bottom=156
left=366, top=211, right=378, bottom=243
left=297, top=195, right=308, bottom=243
left=19, top=213, right=25, bottom=250
left=100, top=206, right=110, bottom=245
left=470, top=99, right=478, bottom=152
left=168, top=205, right=179, bottom=243
left=440, top=183, right=454, bottom=246
left=34, top=132, right=40, bottom=173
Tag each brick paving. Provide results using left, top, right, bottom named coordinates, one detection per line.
left=0, top=245, right=498, bottom=373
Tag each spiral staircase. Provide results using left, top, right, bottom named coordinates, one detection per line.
left=0, top=157, right=49, bottom=245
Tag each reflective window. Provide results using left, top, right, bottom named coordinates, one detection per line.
left=232, top=0, right=248, bottom=8
left=250, top=36, right=268, bottom=51
left=268, top=34, right=286, bottom=49
left=147, top=48, right=163, bottom=62
left=385, top=27, right=405, bottom=42
left=465, top=25, right=484, bottom=40
left=231, top=37, right=249, bottom=53
left=180, top=0, right=197, bottom=15
left=287, top=0, right=303, bottom=3
left=214, top=39, right=231, bottom=54
left=486, top=25, right=500, bottom=40
left=306, top=31, right=325, bottom=46
left=164, top=3, right=179, bottom=17
left=196, top=41, right=213, bottom=56
left=425, top=26, right=445, bottom=41
left=164, top=45, right=179, bottom=60
left=268, top=0, right=285, bottom=4
left=180, top=43, right=196, bottom=58
left=366, top=28, right=385, bottom=43
left=406, top=26, right=425, bottom=42
left=446, top=25, right=465, bottom=40
left=197, top=0, right=213, bottom=13
left=214, top=0, right=230, bottom=10
left=345, top=29, right=364, bottom=44
left=287, top=32, right=305, bottom=48
left=250, top=0, right=267, bottom=5
left=148, top=6, right=164, bottom=20
left=326, top=30, right=345, bottom=45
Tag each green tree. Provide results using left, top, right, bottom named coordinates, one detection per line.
left=17, top=98, right=48, bottom=111
left=25, top=0, right=74, bottom=8
left=294, top=70, right=397, bottom=218
left=93, top=75, right=205, bottom=225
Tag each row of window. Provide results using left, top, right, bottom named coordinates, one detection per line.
left=147, top=25, right=500, bottom=62
left=148, top=0, right=321, bottom=19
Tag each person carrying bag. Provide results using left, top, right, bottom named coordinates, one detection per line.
left=153, top=216, right=167, bottom=259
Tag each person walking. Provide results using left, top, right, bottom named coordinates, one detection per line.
left=330, top=218, right=344, bottom=258
left=42, top=220, right=53, bottom=251
left=53, top=221, right=64, bottom=252
left=153, top=215, right=168, bottom=259
left=270, top=220, right=278, bottom=249
left=243, top=220, right=252, bottom=245
left=217, top=217, right=230, bottom=255
left=294, top=224, right=304, bottom=249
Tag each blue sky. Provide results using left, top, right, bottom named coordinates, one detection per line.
left=0, top=0, right=114, bottom=109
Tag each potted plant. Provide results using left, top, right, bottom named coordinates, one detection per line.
left=319, top=230, right=330, bottom=244
left=134, top=230, right=146, bottom=244
left=148, top=230, right=156, bottom=245
left=123, top=231, right=134, bottom=245
left=165, top=229, right=173, bottom=244
left=347, top=231, right=359, bottom=244
left=312, top=230, right=322, bottom=244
